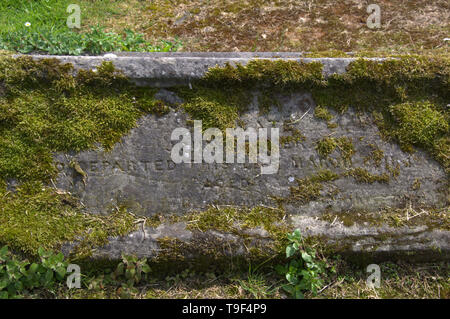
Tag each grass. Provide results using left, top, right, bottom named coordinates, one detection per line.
left=0, top=0, right=180, bottom=54
left=318, top=261, right=449, bottom=299
left=0, top=0, right=448, bottom=54
left=19, top=259, right=450, bottom=299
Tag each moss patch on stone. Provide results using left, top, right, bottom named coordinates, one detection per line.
left=364, top=144, right=384, bottom=167
left=0, top=53, right=168, bottom=256
left=344, top=167, right=390, bottom=184
left=177, top=205, right=289, bottom=240
left=314, top=105, right=333, bottom=122
left=289, top=177, right=323, bottom=205
left=279, top=169, right=339, bottom=205
left=258, top=90, right=281, bottom=115
left=315, top=136, right=355, bottom=163
left=320, top=206, right=449, bottom=231
left=280, top=122, right=305, bottom=145
left=176, top=59, right=325, bottom=133
left=0, top=181, right=137, bottom=258
left=0, top=54, right=168, bottom=183
left=309, top=169, right=340, bottom=183
left=176, top=86, right=250, bottom=131
left=196, top=56, right=449, bottom=174
left=389, top=101, right=449, bottom=155
left=147, top=205, right=292, bottom=271
left=199, top=59, right=325, bottom=89
left=314, top=104, right=338, bottom=128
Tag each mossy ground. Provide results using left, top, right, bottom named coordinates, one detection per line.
left=18, top=257, right=450, bottom=299
left=91, top=0, right=449, bottom=55
left=2, top=1, right=447, bottom=55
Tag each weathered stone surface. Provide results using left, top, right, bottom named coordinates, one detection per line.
left=30, top=52, right=381, bottom=87
left=68, top=217, right=448, bottom=262
left=54, top=91, right=447, bottom=216
left=32, top=53, right=447, bottom=260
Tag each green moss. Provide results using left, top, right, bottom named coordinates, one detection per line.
left=314, top=105, right=338, bottom=128
left=280, top=122, right=305, bottom=145
left=344, top=57, right=449, bottom=93
left=391, top=101, right=448, bottom=147
left=180, top=56, right=448, bottom=173
left=316, top=137, right=338, bottom=158
left=153, top=234, right=283, bottom=274
left=199, top=59, right=324, bottom=89
left=135, top=88, right=170, bottom=116
left=0, top=54, right=174, bottom=256
left=0, top=55, right=169, bottom=183
left=276, top=169, right=342, bottom=205
left=182, top=205, right=289, bottom=240
left=386, top=162, right=401, bottom=179
left=433, top=137, right=450, bottom=173
left=177, top=59, right=323, bottom=133
left=0, top=182, right=137, bottom=258
left=336, top=137, right=355, bottom=162
left=288, top=177, right=323, bottom=204
left=258, top=91, right=280, bottom=115
left=314, top=105, right=333, bottom=122
left=412, top=178, right=421, bottom=191
left=304, top=50, right=349, bottom=58
left=312, top=58, right=447, bottom=171
left=176, top=86, right=249, bottom=131
left=315, top=136, right=355, bottom=162
left=389, top=101, right=449, bottom=165
left=309, top=169, right=339, bottom=182
left=345, top=168, right=390, bottom=184
left=145, top=215, right=164, bottom=228
left=364, top=144, right=384, bottom=167
left=148, top=205, right=292, bottom=271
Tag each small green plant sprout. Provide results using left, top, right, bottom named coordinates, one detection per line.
left=111, top=254, right=151, bottom=287
left=37, top=247, right=68, bottom=283
left=0, top=246, right=68, bottom=299
left=0, top=26, right=181, bottom=55
left=276, top=229, right=325, bottom=299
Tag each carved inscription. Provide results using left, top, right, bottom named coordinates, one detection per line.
left=54, top=92, right=447, bottom=216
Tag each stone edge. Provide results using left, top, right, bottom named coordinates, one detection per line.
left=26, top=53, right=385, bottom=87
